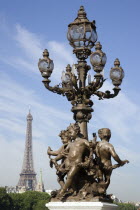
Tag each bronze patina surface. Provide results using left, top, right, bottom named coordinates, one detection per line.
left=38, top=6, right=129, bottom=202
left=47, top=124, right=129, bottom=201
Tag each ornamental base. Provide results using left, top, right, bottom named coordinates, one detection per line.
left=46, top=202, right=118, bottom=210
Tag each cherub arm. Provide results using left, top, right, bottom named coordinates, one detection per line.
left=50, top=144, right=69, bottom=168
left=47, top=145, right=64, bottom=156
left=109, top=144, right=129, bottom=165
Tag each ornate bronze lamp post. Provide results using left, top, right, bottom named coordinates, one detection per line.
left=38, top=6, right=124, bottom=139
left=38, top=6, right=128, bottom=204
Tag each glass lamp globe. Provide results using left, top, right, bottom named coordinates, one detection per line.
left=65, top=73, right=71, bottom=82
left=90, top=53, right=107, bottom=65
left=110, top=58, right=124, bottom=86
left=38, top=49, right=54, bottom=77
left=90, top=42, right=107, bottom=73
left=61, top=71, right=71, bottom=83
left=67, top=6, right=97, bottom=50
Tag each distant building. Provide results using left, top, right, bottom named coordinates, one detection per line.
left=5, top=186, right=17, bottom=193
left=17, top=186, right=26, bottom=193
left=134, top=202, right=140, bottom=208
left=111, top=194, right=122, bottom=203
left=36, top=169, right=45, bottom=192
left=17, top=110, right=37, bottom=192
left=45, top=190, right=53, bottom=195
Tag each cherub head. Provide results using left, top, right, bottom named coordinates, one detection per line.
left=67, top=123, right=81, bottom=140
left=59, top=129, right=71, bottom=144
left=98, top=128, right=111, bottom=141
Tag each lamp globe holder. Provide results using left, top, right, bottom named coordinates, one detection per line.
left=67, top=6, right=97, bottom=60
left=38, top=49, right=54, bottom=83
left=110, top=58, right=124, bottom=87
left=90, top=42, right=107, bottom=74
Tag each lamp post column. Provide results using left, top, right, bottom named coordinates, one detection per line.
left=72, top=61, right=93, bottom=139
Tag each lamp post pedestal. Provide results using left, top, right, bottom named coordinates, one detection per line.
left=46, top=202, right=118, bottom=210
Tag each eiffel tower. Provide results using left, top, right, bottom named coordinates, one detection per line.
left=17, top=110, right=37, bottom=191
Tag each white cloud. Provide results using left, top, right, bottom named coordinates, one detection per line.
left=47, top=41, right=76, bottom=82
left=0, top=134, right=24, bottom=186
left=0, top=118, right=25, bottom=135
left=0, top=23, right=75, bottom=82
left=89, top=81, right=140, bottom=144
left=14, top=24, right=76, bottom=82
left=15, top=24, right=43, bottom=60
left=48, top=41, right=74, bottom=64
left=115, top=145, right=140, bottom=167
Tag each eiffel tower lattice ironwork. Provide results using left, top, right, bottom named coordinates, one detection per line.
left=17, top=110, right=37, bottom=191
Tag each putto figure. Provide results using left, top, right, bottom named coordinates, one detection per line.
left=47, top=124, right=129, bottom=201
left=96, top=128, right=129, bottom=191
left=47, top=129, right=71, bottom=189
left=58, top=123, right=90, bottom=198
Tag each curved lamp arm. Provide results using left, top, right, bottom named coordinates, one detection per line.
left=42, top=79, right=65, bottom=95
left=85, top=75, right=105, bottom=96
left=42, top=79, right=77, bottom=104
left=94, top=87, right=121, bottom=100
left=94, top=76, right=106, bottom=91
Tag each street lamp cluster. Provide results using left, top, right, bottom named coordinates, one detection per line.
left=38, top=6, right=124, bottom=139
left=37, top=6, right=129, bottom=204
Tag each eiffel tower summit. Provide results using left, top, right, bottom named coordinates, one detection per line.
left=17, top=110, right=37, bottom=191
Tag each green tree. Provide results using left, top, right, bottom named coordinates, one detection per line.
left=23, top=191, right=50, bottom=210
left=0, top=187, right=13, bottom=210
left=116, top=203, right=137, bottom=210
left=10, top=191, right=50, bottom=210
left=33, top=200, right=49, bottom=210
left=9, top=193, right=25, bottom=210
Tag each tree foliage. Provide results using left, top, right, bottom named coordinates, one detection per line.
left=21, top=191, right=50, bottom=210
left=0, top=188, right=138, bottom=210
left=10, top=193, right=25, bottom=210
left=116, top=202, right=137, bottom=210
left=33, top=200, right=49, bottom=210
left=0, top=187, right=13, bottom=210
left=0, top=188, right=50, bottom=210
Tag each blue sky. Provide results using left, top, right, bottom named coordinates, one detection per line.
left=0, top=0, right=140, bottom=202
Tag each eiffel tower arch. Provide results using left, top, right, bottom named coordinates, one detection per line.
left=17, top=110, right=37, bottom=191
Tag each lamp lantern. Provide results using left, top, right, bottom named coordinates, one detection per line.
left=110, top=58, right=124, bottom=86
left=67, top=6, right=97, bottom=60
left=38, top=49, right=54, bottom=78
left=90, top=42, right=107, bottom=74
